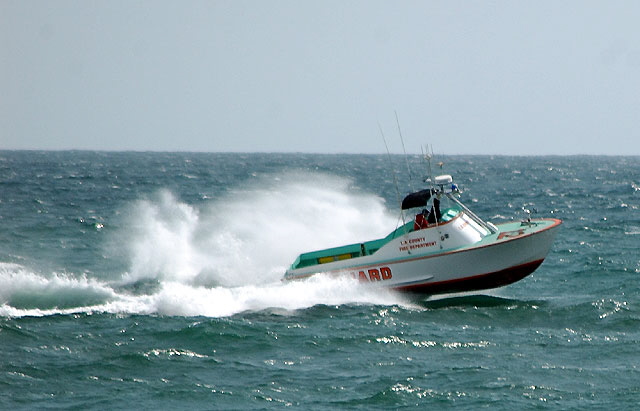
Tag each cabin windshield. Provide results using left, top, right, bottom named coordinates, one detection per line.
left=403, top=176, right=497, bottom=235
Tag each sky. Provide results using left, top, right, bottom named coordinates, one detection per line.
left=1, top=1, right=640, bottom=155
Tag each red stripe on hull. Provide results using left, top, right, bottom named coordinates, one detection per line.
left=395, top=259, right=545, bottom=294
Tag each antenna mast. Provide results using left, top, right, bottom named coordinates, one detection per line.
left=395, top=111, right=413, bottom=188
left=379, top=123, right=406, bottom=226
left=422, top=144, right=435, bottom=190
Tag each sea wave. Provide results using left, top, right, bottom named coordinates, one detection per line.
left=0, top=173, right=412, bottom=318
left=0, top=262, right=408, bottom=318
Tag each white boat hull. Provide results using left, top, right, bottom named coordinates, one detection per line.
left=284, top=217, right=561, bottom=294
left=385, top=218, right=560, bottom=293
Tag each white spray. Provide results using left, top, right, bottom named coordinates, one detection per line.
left=0, top=172, right=414, bottom=318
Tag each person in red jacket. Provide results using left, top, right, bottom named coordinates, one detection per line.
left=414, top=209, right=429, bottom=230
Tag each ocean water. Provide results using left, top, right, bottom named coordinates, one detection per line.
left=0, top=151, right=638, bottom=409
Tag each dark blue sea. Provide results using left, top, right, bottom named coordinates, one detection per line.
left=1, top=151, right=638, bottom=409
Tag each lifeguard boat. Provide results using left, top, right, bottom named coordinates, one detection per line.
left=283, top=175, right=561, bottom=294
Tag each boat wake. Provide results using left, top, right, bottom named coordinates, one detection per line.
left=0, top=263, right=406, bottom=318
left=0, top=173, right=410, bottom=318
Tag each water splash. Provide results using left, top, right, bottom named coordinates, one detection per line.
left=0, top=172, right=410, bottom=318
left=119, top=172, right=397, bottom=287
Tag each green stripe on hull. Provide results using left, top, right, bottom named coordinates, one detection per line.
left=289, top=214, right=557, bottom=271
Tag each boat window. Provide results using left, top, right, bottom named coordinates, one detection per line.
left=434, top=195, right=462, bottom=222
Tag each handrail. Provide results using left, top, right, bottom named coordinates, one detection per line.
left=445, top=193, right=497, bottom=235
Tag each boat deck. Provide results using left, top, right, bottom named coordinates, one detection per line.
left=289, top=208, right=460, bottom=270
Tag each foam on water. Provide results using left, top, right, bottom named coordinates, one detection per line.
left=0, top=268, right=409, bottom=318
left=0, top=263, right=112, bottom=311
left=120, top=172, right=398, bottom=287
left=0, top=172, right=411, bottom=318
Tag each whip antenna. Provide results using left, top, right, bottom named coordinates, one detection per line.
left=379, top=122, right=406, bottom=227
left=395, top=111, right=413, bottom=188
